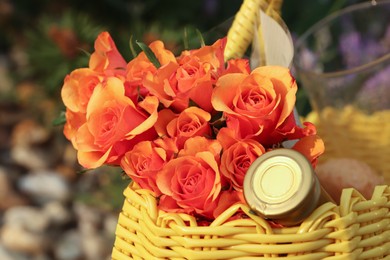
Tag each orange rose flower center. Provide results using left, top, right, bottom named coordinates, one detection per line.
left=179, top=118, right=201, bottom=133
left=89, top=102, right=145, bottom=150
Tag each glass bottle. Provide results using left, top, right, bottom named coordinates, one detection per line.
left=243, top=148, right=333, bottom=226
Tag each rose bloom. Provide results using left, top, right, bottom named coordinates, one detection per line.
left=174, top=38, right=227, bottom=112
left=61, top=68, right=101, bottom=114
left=155, top=107, right=212, bottom=148
left=156, top=137, right=222, bottom=219
left=178, top=136, right=222, bottom=160
left=153, top=136, right=180, bottom=164
left=143, top=38, right=228, bottom=112
left=121, top=140, right=168, bottom=196
left=174, top=56, right=215, bottom=112
left=211, top=66, right=301, bottom=146
left=75, top=77, right=159, bottom=168
left=89, top=31, right=127, bottom=76
left=217, top=128, right=266, bottom=191
left=177, top=38, right=226, bottom=74
left=125, top=40, right=176, bottom=99
left=143, top=62, right=186, bottom=110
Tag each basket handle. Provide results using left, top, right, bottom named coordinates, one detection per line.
left=224, top=0, right=284, bottom=61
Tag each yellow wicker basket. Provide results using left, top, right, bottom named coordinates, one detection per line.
left=306, top=108, right=390, bottom=184
left=111, top=1, right=390, bottom=259
left=112, top=183, right=390, bottom=259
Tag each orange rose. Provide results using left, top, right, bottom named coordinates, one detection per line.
left=178, top=136, right=222, bottom=160
left=125, top=41, right=176, bottom=97
left=89, top=31, right=127, bottom=76
left=211, top=65, right=298, bottom=146
left=175, top=38, right=227, bottom=112
left=141, top=40, right=177, bottom=66
left=177, top=38, right=226, bottom=75
left=143, top=39, right=228, bottom=112
left=121, top=141, right=168, bottom=195
left=125, top=58, right=154, bottom=99
left=61, top=68, right=101, bottom=114
left=156, top=137, right=222, bottom=219
left=154, top=108, right=214, bottom=149
left=75, top=77, right=159, bottom=168
left=292, top=134, right=325, bottom=169
left=174, top=56, right=214, bottom=112
left=165, top=107, right=212, bottom=148
left=143, top=62, right=188, bottom=110
left=153, top=109, right=175, bottom=137
left=217, top=128, right=266, bottom=191
left=153, top=137, right=179, bottom=159
left=223, top=58, right=251, bottom=75
left=63, top=109, right=85, bottom=149
left=126, top=40, right=177, bottom=107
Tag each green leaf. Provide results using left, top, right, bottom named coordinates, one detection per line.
left=195, top=29, right=205, bottom=47
left=121, top=170, right=132, bottom=181
left=136, top=41, right=161, bottom=68
left=183, top=27, right=189, bottom=50
left=52, top=111, right=66, bottom=126
left=77, top=168, right=90, bottom=175
left=77, top=48, right=91, bottom=57
left=129, top=35, right=138, bottom=59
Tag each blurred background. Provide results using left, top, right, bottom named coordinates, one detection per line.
left=0, top=0, right=368, bottom=259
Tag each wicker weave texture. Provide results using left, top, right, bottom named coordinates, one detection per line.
left=112, top=183, right=390, bottom=259
left=306, top=107, right=390, bottom=184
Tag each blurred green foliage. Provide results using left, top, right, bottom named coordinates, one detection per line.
left=75, top=166, right=131, bottom=211
left=1, top=0, right=366, bottom=99
left=25, top=11, right=104, bottom=95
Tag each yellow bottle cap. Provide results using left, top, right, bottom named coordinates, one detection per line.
left=243, top=148, right=321, bottom=226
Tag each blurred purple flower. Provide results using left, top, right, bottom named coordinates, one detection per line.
left=297, top=47, right=319, bottom=71
left=339, top=24, right=390, bottom=69
left=339, top=31, right=363, bottom=68
left=356, top=64, right=390, bottom=111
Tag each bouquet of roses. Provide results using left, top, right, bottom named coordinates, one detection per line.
left=61, top=31, right=324, bottom=221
